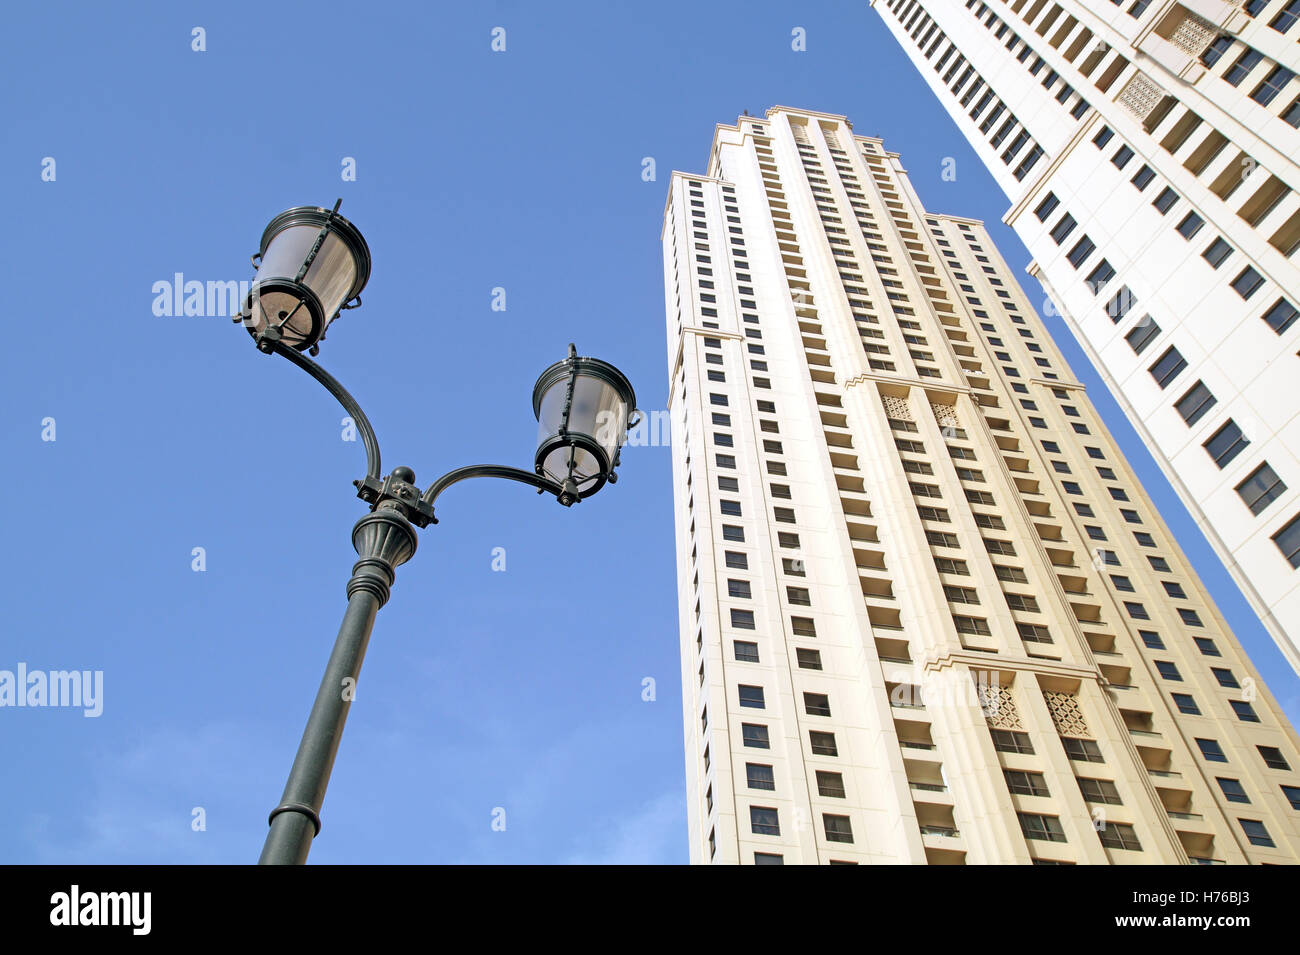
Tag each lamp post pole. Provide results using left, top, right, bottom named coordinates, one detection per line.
left=236, top=203, right=637, bottom=865
left=258, top=503, right=417, bottom=865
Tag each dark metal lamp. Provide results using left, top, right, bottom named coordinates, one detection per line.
left=232, top=201, right=638, bottom=864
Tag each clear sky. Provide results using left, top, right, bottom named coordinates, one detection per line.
left=2, top=0, right=1297, bottom=864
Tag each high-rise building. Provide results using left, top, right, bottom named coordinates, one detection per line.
left=661, top=105, right=1300, bottom=864
left=871, top=0, right=1300, bottom=674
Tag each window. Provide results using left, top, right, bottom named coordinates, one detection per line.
left=722, top=525, right=744, bottom=542
left=1178, top=607, right=1202, bottom=627
left=1225, top=48, right=1264, bottom=87
left=809, top=731, right=838, bottom=756
left=816, top=770, right=846, bottom=798
left=1282, top=785, right=1300, bottom=810
left=750, top=805, right=780, bottom=836
left=1063, top=738, right=1104, bottom=763
left=753, top=852, right=783, bottom=865
left=786, top=586, right=811, bottom=606
left=1131, top=164, right=1155, bottom=190
left=1078, top=778, right=1123, bottom=805
left=730, top=609, right=756, bottom=630
left=746, top=763, right=776, bottom=790
left=1271, top=0, right=1300, bottom=33
left=1140, top=630, right=1165, bottom=649
left=1274, top=513, right=1300, bottom=568
left=1086, top=259, right=1116, bottom=289
left=823, top=814, right=854, bottom=843
left=803, top=692, right=832, bottom=717
left=1175, top=381, right=1216, bottom=426
left=1204, top=420, right=1249, bottom=468
left=1093, top=126, right=1114, bottom=148
left=1231, top=700, right=1260, bottom=722
left=1098, top=823, right=1142, bottom=851
left=1251, top=66, right=1296, bottom=106
left=1153, top=186, right=1179, bottom=214
left=1155, top=661, right=1182, bottom=681
left=1196, top=738, right=1228, bottom=762
left=1005, top=770, right=1051, bottom=797
left=1203, top=237, right=1234, bottom=268
left=1239, top=819, right=1275, bottom=848
left=1261, top=298, right=1299, bottom=335
left=1164, top=582, right=1189, bottom=600
left=1237, top=463, right=1287, bottom=515
left=738, top=685, right=765, bottom=708
left=1034, top=193, right=1059, bottom=221
left=1125, top=318, right=1160, bottom=354
left=742, top=723, right=770, bottom=748
left=734, top=640, right=759, bottom=663
left=1201, top=35, right=1232, bottom=68
left=796, top=647, right=822, bottom=670
left=1112, top=144, right=1134, bottom=169
left=1148, top=346, right=1187, bottom=389
left=1259, top=745, right=1291, bottom=770
left=1172, top=693, right=1200, bottom=715
left=1067, top=236, right=1096, bottom=268
left=1231, top=266, right=1264, bottom=300
left=719, top=499, right=741, bottom=515
left=1212, top=668, right=1239, bottom=689
left=791, top=616, right=816, bottom=637
left=725, top=551, right=748, bottom=570
left=1106, top=286, right=1137, bottom=322
left=1018, top=812, right=1067, bottom=842
left=991, top=729, right=1035, bottom=754
left=1049, top=214, right=1076, bottom=244
left=1176, top=212, right=1204, bottom=240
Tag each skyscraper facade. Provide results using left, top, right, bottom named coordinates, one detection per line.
left=661, top=105, right=1300, bottom=864
left=872, top=0, right=1300, bottom=674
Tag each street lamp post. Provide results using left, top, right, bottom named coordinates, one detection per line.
left=232, top=201, right=638, bottom=865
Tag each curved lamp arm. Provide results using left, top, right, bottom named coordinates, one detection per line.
left=422, top=465, right=576, bottom=520
left=273, top=342, right=382, bottom=484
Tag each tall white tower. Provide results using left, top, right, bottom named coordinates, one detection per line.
left=662, top=105, right=1300, bottom=864
left=872, top=0, right=1300, bottom=675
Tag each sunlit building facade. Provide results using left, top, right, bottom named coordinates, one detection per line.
left=662, top=105, right=1300, bottom=864
left=872, top=0, right=1300, bottom=674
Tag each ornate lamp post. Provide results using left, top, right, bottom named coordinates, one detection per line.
left=232, top=201, right=638, bottom=864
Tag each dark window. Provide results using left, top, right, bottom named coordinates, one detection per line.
left=803, top=692, right=832, bottom=717
left=1078, top=778, right=1123, bottom=805
left=1251, top=66, right=1296, bottom=106
left=1204, top=420, right=1249, bottom=468
left=816, top=770, right=846, bottom=798
left=796, top=647, right=822, bottom=670
left=1005, top=770, right=1051, bottom=797
left=1231, top=266, right=1264, bottom=300
left=1172, top=693, right=1200, bottom=715
left=1259, top=745, right=1291, bottom=770
left=1237, top=463, right=1287, bottom=515
left=1231, top=700, right=1260, bottom=722
left=1203, top=237, right=1234, bottom=268
left=1062, top=737, right=1104, bottom=762
left=1225, top=48, right=1264, bottom=87
left=730, top=609, right=756, bottom=630
left=1098, top=823, right=1142, bottom=851
left=991, top=729, right=1035, bottom=754
left=738, top=684, right=765, bottom=708
left=1067, top=236, right=1096, bottom=268
left=1018, top=812, right=1067, bottom=842
left=1176, top=211, right=1204, bottom=240
left=1274, top=513, right=1300, bottom=568
left=1034, top=193, right=1060, bottom=221
left=809, top=731, right=838, bottom=756
left=1131, top=164, right=1156, bottom=190
left=1125, top=317, right=1161, bottom=354
left=1153, top=186, right=1179, bottom=214
left=1196, top=738, right=1228, bottom=762
left=1261, top=298, right=1299, bottom=335
left=746, top=763, right=776, bottom=790
left=1239, top=819, right=1275, bottom=847
left=1174, top=381, right=1216, bottom=426
left=1049, top=214, right=1077, bottom=244
left=750, top=805, right=780, bottom=836
left=1105, top=286, right=1137, bottom=322
left=742, top=723, right=769, bottom=748
left=734, top=640, right=759, bottom=662
left=1086, top=259, right=1116, bottom=289
left=1148, top=346, right=1187, bottom=389
left=823, top=814, right=854, bottom=843
left=1112, top=144, right=1134, bottom=169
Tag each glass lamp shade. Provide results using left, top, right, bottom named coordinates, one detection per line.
left=532, top=347, right=637, bottom=498
left=241, top=205, right=371, bottom=351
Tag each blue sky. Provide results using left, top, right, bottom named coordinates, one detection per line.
left=2, top=0, right=1296, bottom=864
